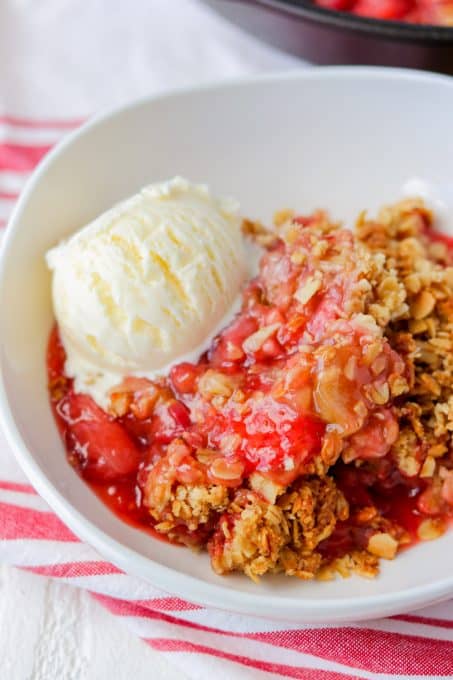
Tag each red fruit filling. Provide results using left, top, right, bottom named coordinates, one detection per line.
left=47, top=199, right=453, bottom=579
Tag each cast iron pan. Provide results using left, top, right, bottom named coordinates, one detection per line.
left=203, top=0, right=453, bottom=73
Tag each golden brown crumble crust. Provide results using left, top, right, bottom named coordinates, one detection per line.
left=357, top=200, right=453, bottom=523
left=209, top=477, right=348, bottom=581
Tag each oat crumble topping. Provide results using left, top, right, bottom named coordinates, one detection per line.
left=49, top=198, right=453, bottom=581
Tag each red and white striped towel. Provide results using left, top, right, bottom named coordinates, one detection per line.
left=1, top=111, right=453, bottom=680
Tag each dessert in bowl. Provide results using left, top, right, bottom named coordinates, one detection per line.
left=1, top=68, right=453, bottom=621
left=45, top=177, right=453, bottom=583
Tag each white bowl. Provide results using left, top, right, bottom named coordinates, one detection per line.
left=1, top=67, right=453, bottom=623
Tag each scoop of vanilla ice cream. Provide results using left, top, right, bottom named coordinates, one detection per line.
left=46, top=177, right=246, bottom=407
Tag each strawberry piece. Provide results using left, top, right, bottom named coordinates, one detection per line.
left=149, top=400, right=192, bottom=445
left=47, top=325, right=66, bottom=381
left=240, top=397, right=324, bottom=478
left=60, top=392, right=141, bottom=481
left=170, top=362, right=204, bottom=394
left=209, top=314, right=258, bottom=366
left=352, top=0, right=413, bottom=19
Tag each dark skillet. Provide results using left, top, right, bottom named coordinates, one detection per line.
left=203, top=0, right=453, bottom=74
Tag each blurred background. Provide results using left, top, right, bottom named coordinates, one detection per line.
left=204, top=0, right=453, bottom=73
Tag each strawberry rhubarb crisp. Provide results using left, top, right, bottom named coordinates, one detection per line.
left=314, top=0, right=453, bottom=26
left=47, top=198, right=453, bottom=581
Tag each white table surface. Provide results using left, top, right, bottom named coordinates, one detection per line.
left=0, top=563, right=187, bottom=680
left=0, top=2, right=300, bottom=677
